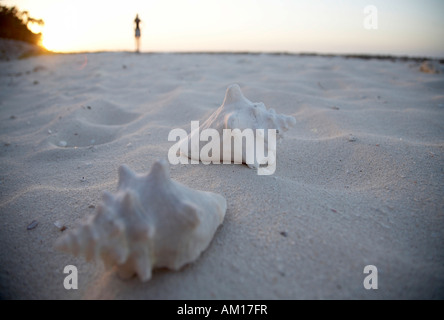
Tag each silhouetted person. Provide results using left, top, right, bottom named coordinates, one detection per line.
left=134, top=14, right=141, bottom=53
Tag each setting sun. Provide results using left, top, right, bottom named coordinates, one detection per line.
left=39, top=2, right=102, bottom=52
left=41, top=4, right=79, bottom=51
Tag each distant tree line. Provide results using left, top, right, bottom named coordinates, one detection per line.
left=0, top=5, right=44, bottom=45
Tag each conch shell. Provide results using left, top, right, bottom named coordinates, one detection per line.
left=55, top=159, right=227, bottom=281
left=180, top=84, right=296, bottom=173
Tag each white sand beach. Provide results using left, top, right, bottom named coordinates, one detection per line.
left=0, top=50, right=443, bottom=299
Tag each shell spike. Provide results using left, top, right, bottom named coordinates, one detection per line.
left=121, top=191, right=134, bottom=213
left=93, top=204, right=106, bottom=223
left=148, top=159, right=170, bottom=181
left=179, top=201, right=200, bottom=228
left=118, top=164, right=135, bottom=189
left=102, top=190, right=113, bottom=201
left=55, top=227, right=83, bottom=256
left=223, top=84, right=248, bottom=105
left=134, top=255, right=152, bottom=282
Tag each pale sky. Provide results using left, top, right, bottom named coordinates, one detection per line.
left=2, top=0, right=444, bottom=57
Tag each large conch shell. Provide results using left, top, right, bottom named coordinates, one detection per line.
left=180, top=84, right=296, bottom=174
left=55, top=159, right=227, bottom=282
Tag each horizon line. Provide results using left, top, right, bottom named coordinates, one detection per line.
left=43, top=49, right=444, bottom=63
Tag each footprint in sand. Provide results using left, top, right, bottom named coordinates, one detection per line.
left=47, top=99, right=139, bottom=148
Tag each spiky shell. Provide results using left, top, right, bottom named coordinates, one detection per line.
left=180, top=84, right=296, bottom=169
left=55, top=159, right=227, bottom=281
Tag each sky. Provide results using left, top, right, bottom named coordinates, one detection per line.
left=2, top=0, right=444, bottom=57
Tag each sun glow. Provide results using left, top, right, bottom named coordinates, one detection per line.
left=42, top=27, right=73, bottom=52
left=40, top=3, right=84, bottom=52
left=42, top=25, right=78, bottom=52
left=34, top=0, right=137, bottom=53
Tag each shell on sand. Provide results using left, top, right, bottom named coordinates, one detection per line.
left=55, top=159, right=227, bottom=282
left=180, top=84, right=296, bottom=170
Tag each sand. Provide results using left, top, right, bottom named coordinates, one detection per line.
left=0, top=49, right=443, bottom=299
